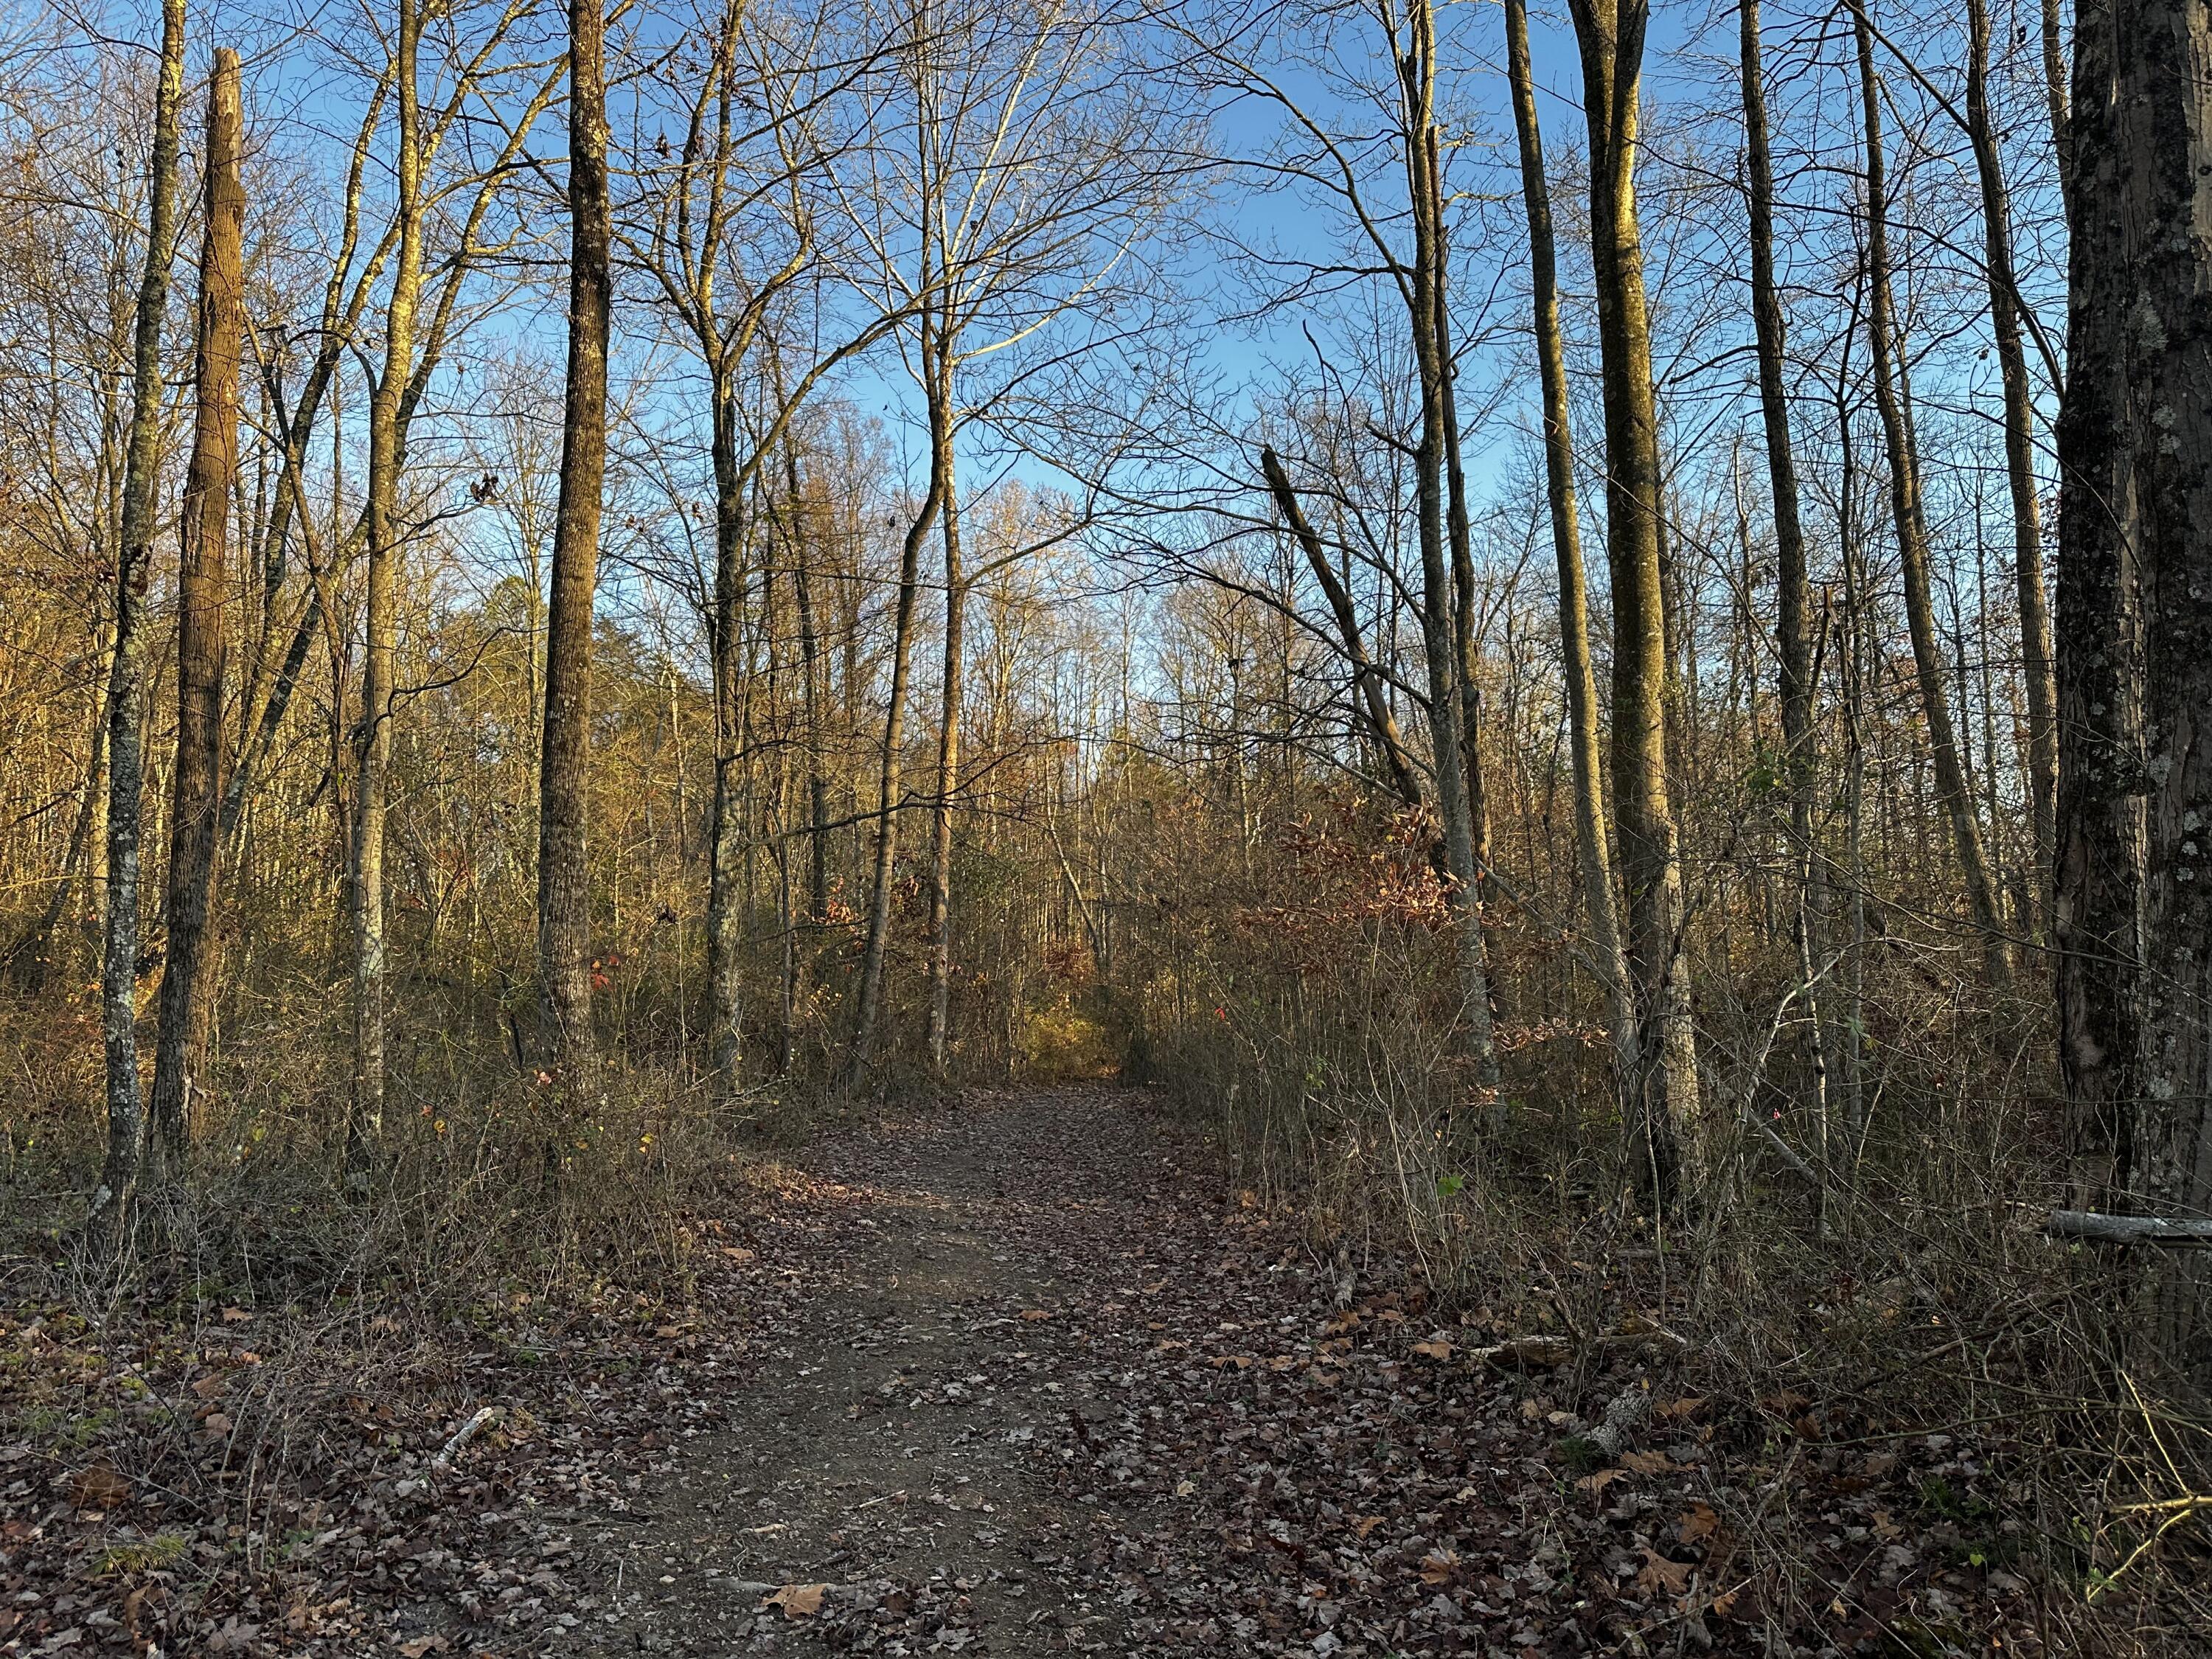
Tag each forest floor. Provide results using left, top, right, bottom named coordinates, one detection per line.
left=7, top=1086, right=2062, bottom=1658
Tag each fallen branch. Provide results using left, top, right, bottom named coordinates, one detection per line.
left=2045, top=1210, right=2212, bottom=1245
left=431, top=1405, right=499, bottom=1467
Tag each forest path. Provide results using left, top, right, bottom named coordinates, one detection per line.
left=574, top=1085, right=1262, bottom=1656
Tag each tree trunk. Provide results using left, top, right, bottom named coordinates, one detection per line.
left=1852, top=6, right=2013, bottom=990
left=848, top=367, right=946, bottom=1085
left=1397, top=0, right=1499, bottom=1089
left=2056, top=0, right=2212, bottom=1377
left=923, top=391, right=964, bottom=1074
left=1505, top=0, right=1638, bottom=1117
left=86, top=0, right=187, bottom=1248
left=1965, top=0, right=2059, bottom=931
left=705, top=392, right=748, bottom=1093
left=349, top=0, right=424, bottom=1178
left=1567, top=0, right=1697, bottom=1206
left=538, top=0, right=612, bottom=1074
left=149, top=46, right=245, bottom=1171
left=1740, top=0, right=1832, bottom=1190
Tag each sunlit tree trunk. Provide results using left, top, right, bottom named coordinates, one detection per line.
left=1397, top=0, right=1498, bottom=1089
left=705, top=388, right=748, bottom=1091
left=1566, top=0, right=1698, bottom=1205
left=923, top=385, right=964, bottom=1074
left=349, top=0, right=425, bottom=1177
left=849, top=359, right=945, bottom=1083
left=149, top=46, right=245, bottom=1171
left=86, top=0, right=186, bottom=1248
left=538, top=0, right=611, bottom=1074
left=1505, top=0, right=1637, bottom=1118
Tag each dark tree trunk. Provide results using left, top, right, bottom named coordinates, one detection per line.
left=2056, top=0, right=2212, bottom=1376
left=538, top=0, right=612, bottom=1074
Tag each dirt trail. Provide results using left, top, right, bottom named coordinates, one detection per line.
left=574, top=1088, right=1216, bottom=1655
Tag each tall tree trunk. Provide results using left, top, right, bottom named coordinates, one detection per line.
left=2039, top=0, right=2072, bottom=202
left=1505, top=0, right=1638, bottom=1117
left=1852, top=6, right=2013, bottom=989
left=1567, top=0, right=1698, bottom=1206
left=1740, top=0, right=1831, bottom=1184
left=149, top=47, right=245, bottom=1170
left=2056, top=0, right=2212, bottom=1376
left=86, top=0, right=187, bottom=1248
left=1965, top=0, right=2059, bottom=931
left=923, top=386, right=964, bottom=1074
left=705, top=391, right=748, bottom=1093
left=848, top=367, right=946, bottom=1085
left=538, top=0, right=612, bottom=1073
left=1397, top=0, right=1500, bottom=1089
left=349, top=0, right=424, bottom=1177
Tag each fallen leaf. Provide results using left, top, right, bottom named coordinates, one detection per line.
left=1871, top=1509, right=1903, bottom=1540
left=1621, top=1449, right=1673, bottom=1474
left=720, top=1245, right=757, bottom=1262
left=190, top=1374, right=228, bottom=1400
left=1411, top=1339, right=1454, bottom=1360
left=220, top=1307, right=251, bottom=1324
left=1020, top=1309, right=1053, bottom=1321
left=1576, top=1467, right=1626, bottom=1495
left=1419, top=1549, right=1459, bottom=1585
left=397, top=1638, right=450, bottom=1657
left=1637, top=1548, right=1693, bottom=1597
left=69, top=1461, right=130, bottom=1511
left=1351, top=1514, right=1384, bottom=1539
left=1657, top=1395, right=1707, bottom=1420
left=1678, top=1503, right=1720, bottom=1543
left=762, top=1583, right=827, bottom=1618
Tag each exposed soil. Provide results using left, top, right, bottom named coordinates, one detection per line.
left=9, top=1085, right=2053, bottom=1658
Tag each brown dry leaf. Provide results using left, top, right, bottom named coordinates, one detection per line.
left=201, top=1411, right=234, bottom=1437
left=1621, top=1449, right=1673, bottom=1475
left=1410, top=1339, right=1454, bottom=1361
left=1863, top=1451, right=1898, bottom=1478
left=1657, top=1395, right=1707, bottom=1420
left=397, top=1638, right=451, bottom=1657
left=190, top=1373, right=228, bottom=1400
left=762, top=1583, right=828, bottom=1618
left=1351, top=1514, right=1385, bottom=1540
left=1418, top=1549, right=1459, bottom=1585
left=1575, top=1467, right=1626, bottom=1495
left=1711, top=1588, right=1741, bottom=1618
left=1677, top=1502, right=1721, bottom=1543
left=69, top=1461, right=130, bottom=1511
left=219, top=1306, right=251, bottom=1324
left=720, top=1245, right=757, bottom=1262
left=1637, top=1549, right=1694, bottom=1597
left=1020, top=1309, right=1054, bottom=1321
left=1871, top=1509, right=1903, bottom=1540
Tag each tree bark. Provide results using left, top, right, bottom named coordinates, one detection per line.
left=705, top=390, right=748, bottom=1093
left=1397, top=0, right=1499, bottom=1090
left=349, top=0, right=425, bottom=1177
left=847, top=378, right=944, bottom=1085
left=1506, top=0, right=1638, bottom=1119
left=86, top=0, right=187, bottom=1248
left=1964, top=0, right=2059, bottom=930
left=1739, top=0, right=1832, bottom=1194
left=149, top=46, right=245, bottom=1170
left=2056, top=0, right=2212, bottom=1377
left=1566, top=0, right=1697, bottom=1206
left=538, top=0, right=612, bottom=1074
left=923, top=390, right=964, bottom=1074
left=1851, top=5, right=2013, bottom=990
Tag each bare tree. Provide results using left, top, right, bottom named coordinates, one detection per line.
left=148, top=44, right=245, bottom=1169
left=86, top=0, right=186, bottom=1248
